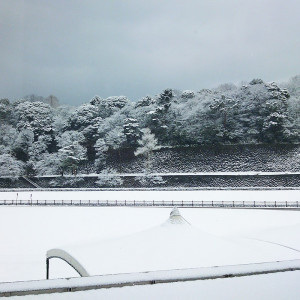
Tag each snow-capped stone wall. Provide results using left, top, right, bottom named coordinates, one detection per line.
left=1, top=144, right=300, bottom=189
left=107, top=144, right=300, bottom=173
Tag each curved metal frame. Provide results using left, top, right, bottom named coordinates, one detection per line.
left=46, top=249, right=89, bottom=279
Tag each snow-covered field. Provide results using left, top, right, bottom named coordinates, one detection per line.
left=0, top=190, right=299, bottom=299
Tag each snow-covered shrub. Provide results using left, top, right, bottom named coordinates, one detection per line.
left=135, top=174, right=166, bottom=187
left=49, top=176, right=84, bottom=187
left=95, top=168, right=123, bottom=187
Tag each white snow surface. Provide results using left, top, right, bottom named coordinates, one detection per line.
left=8, top=271, right=300, bottom=300
left=1, top=189, right=299, bottom=202
left=0, top=190, right=299, bottom=284
left=51, top=207, right=299, bottom=277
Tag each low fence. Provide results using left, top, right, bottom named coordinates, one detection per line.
left=0, top=199, right=299, bottom=209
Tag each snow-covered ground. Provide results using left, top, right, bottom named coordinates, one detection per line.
left=0, top=190, right=299, bottom=299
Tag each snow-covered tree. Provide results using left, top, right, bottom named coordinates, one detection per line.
left=123, top=118, right=140, bottom=146
left=45, top=95, right=60, bottom=108
left=0, top=154, right=24, bottom=177
left=81, top=116, right=103, bottom=161
left=0, top=75, right=298, bottom=179
left=105, top=127, right=126, bottom=150
left=89, top=95, right=102, bottom=106
left=281, top=75, right=300, bottom=97
left=95, top=168, right=123, bottom=187
left=34, top=152, right=63, bottom=176
left=157, top=88, right=173, bottom=109
left=12, top=129, right=34, bottom=161
left=14, top=101, right=54, bottom=140
left=0, top=98, right=12, bottom=124
left=94, top=138, right=109, bottom=170
left=134, top=128, right=160, bottom=172
left=135, top=96, right=154, bottom=108
left=53, top=105, right=75, bottom=133
left=0, top=125, right=18, bottom=155
left=207, top=95, right=240, bottom=143
left=28, top=139, right=49, bottom=161
left=105, top=96, right=129, bottom=109
left=181, top=90, right=195, bottom=99
left=88, top=95, right=129, bottom=119
left=58, top=142, right=87, bottom=175
left=64, top=104, right=103, bottom=160
left=56, top=131, right=85, bottom=148
left=65, top=104, right=99, bottom=131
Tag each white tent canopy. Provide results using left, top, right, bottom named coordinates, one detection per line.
left=46, top=208, right=300, bottom=279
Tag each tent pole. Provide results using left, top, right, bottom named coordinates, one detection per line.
left=46, top=258, right=49, bottom=280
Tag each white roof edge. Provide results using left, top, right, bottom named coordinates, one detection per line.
left=1, top=259, right=300, bottom=297
left=47, top=248, right=90, bottom=277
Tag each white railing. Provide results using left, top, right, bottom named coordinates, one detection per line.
left=0, top=199, right=299, bottom=209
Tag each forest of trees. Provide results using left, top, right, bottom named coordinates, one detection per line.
left=0, top=76, right=299, bottom=177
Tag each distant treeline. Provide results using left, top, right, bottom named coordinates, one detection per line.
left=0, top=76, right=299, bottom=176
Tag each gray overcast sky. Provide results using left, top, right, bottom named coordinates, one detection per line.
left=1, top=0, right=300, bottom=105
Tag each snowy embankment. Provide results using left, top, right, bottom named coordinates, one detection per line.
left=2, top=171, right=300, bottom=189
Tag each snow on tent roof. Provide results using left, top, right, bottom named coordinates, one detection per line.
left=47, top=208, right=300, bottom=278
left=165, top=207, right=190, bottom=225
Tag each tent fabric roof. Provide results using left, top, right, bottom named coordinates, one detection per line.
left=166, top=207, right=190, bottom=225
left=47, top=208, right=300, bottom=278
